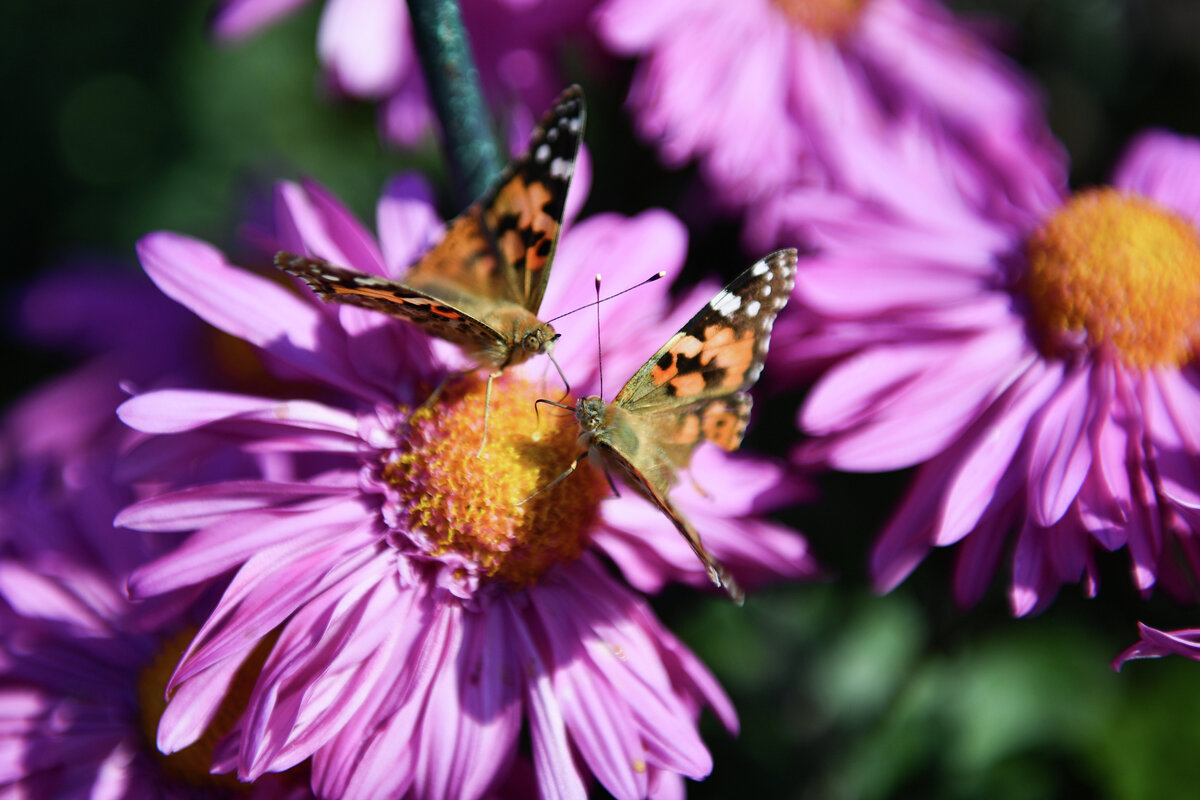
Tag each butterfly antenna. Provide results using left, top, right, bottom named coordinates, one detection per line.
left=594, top=273, right=604, bottom=399
left=543, top=271, right=667, bottom=324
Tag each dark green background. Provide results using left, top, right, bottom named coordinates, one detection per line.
left=5, top=1, right=1200, bottom=798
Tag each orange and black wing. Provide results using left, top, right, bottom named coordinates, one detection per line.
left=614, top=249, right=798, bottom=431
left=403, top=86, right=585, bottom=315
left=275, top=253, right=504, bottom=351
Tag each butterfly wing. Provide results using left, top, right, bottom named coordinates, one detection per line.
left=591, top=435, right=745, bottom=604
left=613, top=248, right=798, bottom=457
left=275, top=253, right=507, bottom=352
left=402, top=85, right=585, bottom=315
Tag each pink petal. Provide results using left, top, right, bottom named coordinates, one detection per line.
left=1027, top=366, right=1095, bottom=526
left=376, top=174, right=443, bottom=276
left=1111, top=129, right=1200, bottom=224
left=209, top=0, right=311, bottom=40
left=116, top=479, right=352, bottom=532
left=317, top=0, right=411, bottom=98
left=507, top=602, right=587, bottom=800
left=136, top=232, right=375, bottom=399
left=937, top=360, right=1061, bottom=545
left=117, top=389, right=358, bottom=436
left=130, top=499, right=369, bottom=597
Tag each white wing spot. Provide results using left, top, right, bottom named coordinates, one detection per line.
left=709, top=289, right=741, bottom=317
left=536, top=144, right=551, bottom=162
left=546, top=127, right=559, bottom=142
left=751, top=260, right=769, bottom=277
left=761, top=284, right=772, bottom=297
left=550, top=158, right=573, bottom=179
left=745, top=299, right=761, bottom=318
left=568, top=117, right=582, bottom=133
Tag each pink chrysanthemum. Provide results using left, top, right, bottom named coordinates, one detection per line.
left=211, top=0, right=599, bottom=146
left=594, top=0, right=1064, bottom=212
left=755, top=128, right=1200, bottom=616
left=0, top=268, right=312, bottom=798
left=115, top=174, right=816, bottom=798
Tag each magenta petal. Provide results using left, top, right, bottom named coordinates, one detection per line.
left=1114, top=623, right=1200, bottom=669
left=156, top=654, right=245, bottom=753
left=1027, top=366, right=1094, bottom=526
left=1111, top=129, right=1200, bottom=224
left=115, top=479, right=352, bottom=532
left=937, top=360, right=1061, bottom=545
left=300, top=178, right=388, bottom=272
left=242, top=561, right=405, bottom=775
left=130, top=500, right=369, bottom=597
left=118, top=390, right=357, bottom=437
left=210, top=0, right=311, bottom=40
left=317, top=0, right=410, bottom=98
left=137, top=232, right=375, bottom=399
left=376, top=174, right=443, bottom=276
left=447, top=610, right=523, bottom=800
left=506, top=602, right=587, bottom=800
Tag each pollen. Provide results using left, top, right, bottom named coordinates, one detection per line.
left=385, top=375, right=607, bottom=588
left=774, top=0, right=869, bottom=39
left=1024, top=188, right=1200, bottom=368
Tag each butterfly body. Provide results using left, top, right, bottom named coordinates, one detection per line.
left=567, top=249, right=799, bottom=603
left=276, top=85, right=584, bottom=378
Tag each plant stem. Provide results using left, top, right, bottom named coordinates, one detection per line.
left=406, top=0, right=501, bottom=206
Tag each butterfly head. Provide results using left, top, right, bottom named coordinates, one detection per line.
left=574, top=395, right=607, bottom=435
left=520, top=323, right=560, bottom=359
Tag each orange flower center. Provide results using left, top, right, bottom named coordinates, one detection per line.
left=1024, top=188, right=1200, bottom=367
left=386, top=375, right=606, bottom=588
left=773, top=0, right=869, bottom=38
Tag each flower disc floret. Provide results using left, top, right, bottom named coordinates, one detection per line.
left=383, top=375, right=607, bottom=588
left=774, top=0, right=869, bottom=38
left=1025, top=187, right=1200, bottom=367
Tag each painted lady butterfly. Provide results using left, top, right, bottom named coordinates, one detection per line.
left=276, top=86, right=585, bottom=424
left=551, top=249, right=798, bottom=604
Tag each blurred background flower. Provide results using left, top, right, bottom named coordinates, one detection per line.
left=0, top=266, right=313, bottom=797
left=7, top=0, right=1200, bottom=797
left=757, top=126, right=1200, bottom=618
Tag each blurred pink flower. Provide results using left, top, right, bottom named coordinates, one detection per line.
left=594, top=0, right=1064, bottom=213
left=115, top=175, right=816, bottom=798
left=211, top=0, right=600, bottom=146
left=759, top=128, right=1200, bottom=616
left=0, top=267, right=311, bottom=798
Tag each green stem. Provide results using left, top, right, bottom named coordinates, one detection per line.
left=406, top=0, right=502, bottom=206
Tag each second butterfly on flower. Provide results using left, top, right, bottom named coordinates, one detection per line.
left=115, top=155, right=816, bottom=796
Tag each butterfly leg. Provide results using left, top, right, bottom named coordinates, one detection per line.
left=476, top=371, right=501, bottom=456
left=602, top=467, right=622, bottom=498
left=514, top=451, right=589, bottom=506
left=687, top=473, right=712, bottom=500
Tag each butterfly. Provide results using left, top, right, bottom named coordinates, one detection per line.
left=539, top=249, right=798, bottom=604
left=276, top=85, right=585, bottom=440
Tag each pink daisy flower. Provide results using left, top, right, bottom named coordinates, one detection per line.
left=594, top=0, right=1064, bottom=212
left=211, top=0, right=600, bottom=146
left=755, top=128, right=1200, bottom=616
left=115, top=174, right=816, bottom=798
left=0, top=270, right=312, bottom=798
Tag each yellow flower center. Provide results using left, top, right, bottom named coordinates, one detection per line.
left=1024, top=188, right=1200, bottom=368
left=386, top=375, right=607, bottom=588
left=137, top=628, right=281, bottom=791
left=773, top=0, right=869, bottom=38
